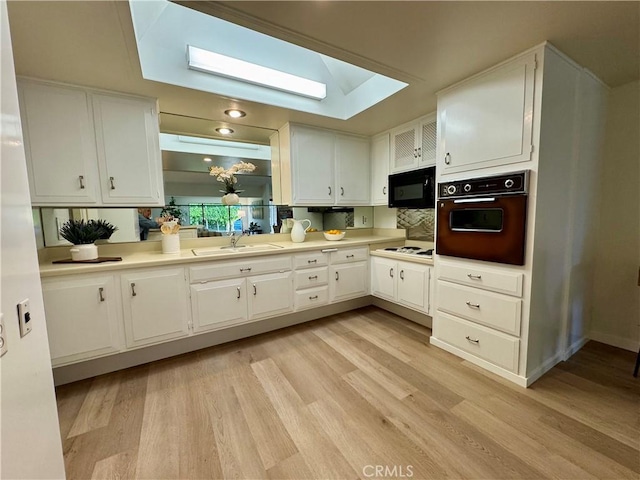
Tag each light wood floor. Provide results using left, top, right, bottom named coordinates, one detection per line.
left=55, top=306, right=640, bottom=479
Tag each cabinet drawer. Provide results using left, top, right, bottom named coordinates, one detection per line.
left=435, top=312, right=520, bottom=373
left=438, top=261, right=523, bottom=297
left=330, top=247, right=369, bottom=264
left=294, top=267, right=329, bottom=290
left=190, top=255, right=291, bottom=283
left=293, top=251, right=329, bottom=269
left=295, top=286, right=329, bottom=311
left=437, top=281, right=521, bottom=336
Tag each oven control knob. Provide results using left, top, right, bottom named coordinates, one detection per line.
left=463, top=183, right=471, bottom=193
left=505, top=179, right=515, bottom=188
left=446, top=185, right=457, bottom=195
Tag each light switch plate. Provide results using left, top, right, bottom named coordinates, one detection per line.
left=0, top=313, right=7, bottom=357
left=17, top=299, right=32, bottom=338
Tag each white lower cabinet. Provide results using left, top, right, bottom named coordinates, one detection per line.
left=330, top=262, right=369, bottom=303
left=120, top=267, right=190, bottom=348
left=247, top=272, right=293, bottom=320
left=190, top=278, right=247, bottom=333
left=293, top=252, right=330, bottom=311
left=42, top=275, right=123, bottom=366
left=371, top=256, right=432, bottom=315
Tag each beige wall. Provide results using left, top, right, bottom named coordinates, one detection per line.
left=591, top=80, right=640, bottom=351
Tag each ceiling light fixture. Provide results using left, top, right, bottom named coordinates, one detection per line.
left=216, top=127, right=234, bottom=135
left=187, top=45, right=327, bottom=100
left=225, top=109, right=246, bottom=118
left=203, top=157, right=212, bottom=162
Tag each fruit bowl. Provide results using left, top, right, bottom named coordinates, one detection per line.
left=323, top=230, right=345, bottom=241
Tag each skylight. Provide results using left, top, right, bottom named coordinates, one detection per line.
left=128, top=1, right=408, bottom=119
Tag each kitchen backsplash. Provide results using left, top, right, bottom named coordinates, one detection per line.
left=397, top=208, right=435, bottom=241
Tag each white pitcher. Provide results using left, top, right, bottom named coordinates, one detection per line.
left=290, top=219, right=311, bottom=243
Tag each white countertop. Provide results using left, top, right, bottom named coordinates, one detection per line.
left=39, top=233, right=406, bottom=278
left=370, top=249, right=434, bottom=266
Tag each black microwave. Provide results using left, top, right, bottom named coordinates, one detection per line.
left=388, top=167, right=436, bottom=209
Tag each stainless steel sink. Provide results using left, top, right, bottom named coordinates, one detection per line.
left=192, top=244, right=284, bottom=256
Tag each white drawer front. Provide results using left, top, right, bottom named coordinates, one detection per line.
left=295, top=286, right=329, bottom=311
left=293, top=251, right=329, bottom=269
left=437, top=281, right=522, bottom=336
left=330, top=247, right=369, bottom=264
left=438, top=262, right=523, bottom=297
left=435, top=312, right=520, bottom=373
left=294, top=267, right=329, bottom=290
left=190, top=255, right=292, bottom=283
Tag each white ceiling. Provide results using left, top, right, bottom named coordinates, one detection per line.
left=6, top=1, right=639, bottom=138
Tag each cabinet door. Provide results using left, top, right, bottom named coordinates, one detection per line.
left=190, top=278, right=247, bottom=333
left=439, top=53, right=536, bottom=174
left=390, top=124, right=419, bottom=173
left=42, top=276, right=122, bottom=365
left=371, top=133, right=390, bottom=205
left=330, top=262, right=368, bottom=302
left=291, top=125, right=335, bottom=205
left=419, top=119, right=437, bottom=167
left=370, top=257, right=396, bottom=301
left=18, top=81, right=99, bottom=204
left=335, top=134, right=370, bottom=205
left=121, top=268, right=190, bottom=348
left=92, top=93, right=163, bottom=205
left=397, top=261, right=429, bottom=313
left=248, top=272, right=293, bottom=320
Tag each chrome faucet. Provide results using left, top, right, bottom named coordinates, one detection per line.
left=228, top=231, right=248, bottom=248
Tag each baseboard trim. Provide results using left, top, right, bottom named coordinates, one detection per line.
left=53, top=297, right=372, bottom=386
left=588, top=331, right=639, bottom=352
left=564, top=335, right=590, bottom=360
left=525, top=351, right=564, bottom=386
left=371, top=297, right=433, bottom=328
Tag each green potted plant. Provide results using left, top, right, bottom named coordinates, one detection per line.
left=59, top=219, right=117, bottom=261
left=161, top=197, right=183, bottom=223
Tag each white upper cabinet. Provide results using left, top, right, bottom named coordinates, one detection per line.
left=92, top=93, right=163, bottom=205
left=437, top=53, right=536, bottom=174
left=277, top=123, right=370, bottom=206
left=18, top=81, right=99, bottom=204
left=17, top=79, right=164, bottom=206
left=390, top=114, right=437, bottom=173
left=370, top=133, right=390, bottom=206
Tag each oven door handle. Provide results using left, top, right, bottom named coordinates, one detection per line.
left=453, top=197, right=496, bottom=204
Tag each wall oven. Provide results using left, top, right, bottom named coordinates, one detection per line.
left=388, top=166, right=436, bottom=209
left=436, top=171, right=529, bottom=265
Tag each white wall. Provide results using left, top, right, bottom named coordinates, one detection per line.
left=591, top=80, right=640, bottom=351
left=0, top=2, right=66, bottom=478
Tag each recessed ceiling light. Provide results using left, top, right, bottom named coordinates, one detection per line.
left=216, top=127, right=234, bottom=135
left=203, top=157, right=212, bottom=162
left=225, top=109, right=246, bottom=118
left=187, top=45, right=327, bottom=100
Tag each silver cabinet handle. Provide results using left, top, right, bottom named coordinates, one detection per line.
left=340, top=187, right=344, bottom=196
left=467, top=274, right=482, bottom=280
left=335, top=272, right=339, bottom=281
left=109, top=176, right=115, bottom=190
left=417, top=147, right=421, bottom=157
left=465, top=336, right=479, bottom=344
left=346, top=254, right=354, bottom=259
left=444, top=153, right=451, bottom=165
left=400, top=270, right=405, bottom=280
left=99, top=287, right=105, bottom=302
left=79, top=175, right=85, bottom=189
left=389, top=268, right=394, bottom=278
left=328, top=186, right=332, bottom=196
left=236, top=287, right=241, bottom=299
left=131, top=283, right=137, bottom=297
left=307, top=259, right=317, bottom=264
left=240, top=267, right=252, bottom=272
left=466, top=301, right=480, bottom=309
left=309, top=295, right=318, bottom=300
left=308, top=275, right=318, bottom=280
left=382, top=186, right=386, bottom=195
left=413, top=148, right=418, bottom=158
left=253, top=284, right=257, bottom=295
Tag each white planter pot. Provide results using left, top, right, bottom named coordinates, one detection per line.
left=222, top=193, right=240, bottom=205
left=69, top=243, right=98, bottom=261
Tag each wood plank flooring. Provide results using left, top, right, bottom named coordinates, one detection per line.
left=55, top=306, right=640, bottom=479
